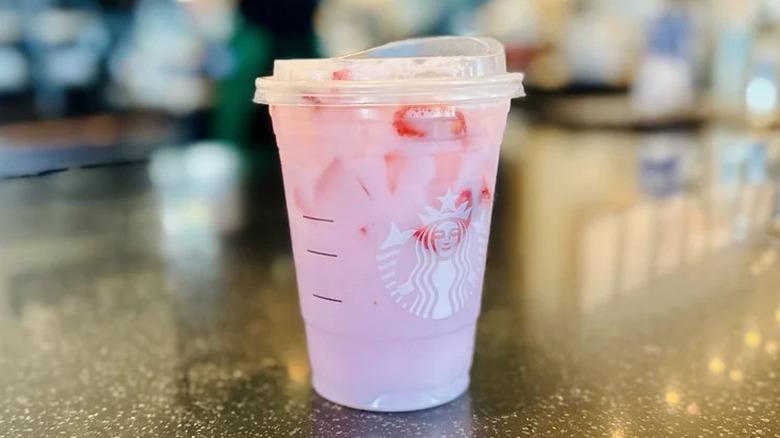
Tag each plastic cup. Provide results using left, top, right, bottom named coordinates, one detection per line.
left=254, top=36, right=524, bottom=412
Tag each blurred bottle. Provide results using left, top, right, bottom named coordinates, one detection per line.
left=564, top=0, right=641, bottom=89
left=210, top=0, right=318, bottom=179
left=0, top=0, right=31, bottom=121
left=22, top=0, right=109, bottom=117
left=773, top=136, right=780, bottom=227
left=0, top=1, right=26, bottom=91
left=711, top=0, right=756, bottom=120
left=631, top=2, right=697, bottom=119
left=635, top=134, right=687, bottom=285
left=639, top=136, right=685, bottom=199
left=0, top=47, right=28, bottom=93
left=473, top=0, right=571, bottom=89
left=745, top=6, right=780, bottom=128
left=108, top=0, right=209, bottom=116
left=707, top=129, right=758, bottom=243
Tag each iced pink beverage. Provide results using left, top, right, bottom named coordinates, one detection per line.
left=254, top=37, right=524, bottom=411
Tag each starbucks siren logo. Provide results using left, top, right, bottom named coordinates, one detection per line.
left=376, top=189, right=488, bottom=320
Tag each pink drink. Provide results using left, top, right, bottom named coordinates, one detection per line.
left=255, top=37, right=524, bottom=411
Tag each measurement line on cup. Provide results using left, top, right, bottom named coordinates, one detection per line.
left=307, top=249, right=338, bottom=258
left=312, top=294, right=342, bottom=303
left=303, top=215, right=334, bottom=223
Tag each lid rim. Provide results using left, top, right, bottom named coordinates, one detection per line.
left=254, top=36, right=525, bottom=105
left=255, top=73, right=525, bottom=92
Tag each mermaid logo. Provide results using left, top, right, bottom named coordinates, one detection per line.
left=377, top=190, right=489, bottom=320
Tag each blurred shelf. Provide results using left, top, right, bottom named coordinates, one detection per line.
left=520, top=93, right=708, bottom=130
left=0, top=111, right=182, bottom=178
left=0, top=94, right=36, bottom=123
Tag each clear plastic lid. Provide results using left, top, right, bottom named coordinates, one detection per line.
left=254, top=36, right=525, bottom=106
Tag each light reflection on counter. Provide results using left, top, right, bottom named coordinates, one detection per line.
left=708, top=356, right=726, bottom=374
left=728, top=369, right=745, bottom=382
left=499, top=122, right=780, bottom=320
left=610, top=428, right=625, bottom=438
left=149, top=142, right=245, bottom=245
left=765, top=340, right=778, bottom=355
left=745, top=330, right=762, bottom=348
left=664, top=389, right=681, bottom=406
left=310, top=391, right=474, bottom=438
left=496, top=121, right=780, bottom=428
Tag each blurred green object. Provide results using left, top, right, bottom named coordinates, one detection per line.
left=213, top=15, right=270, bottom=151
left=212, top=13, right=318, bottom=179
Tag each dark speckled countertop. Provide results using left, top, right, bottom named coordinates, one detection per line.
left=2, top=120, right=780, bottom=437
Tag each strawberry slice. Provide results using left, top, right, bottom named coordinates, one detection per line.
left=302, top=95, right=324, bottom=111
left=456, top=189, right=473, bottom=209
left=481, top=187, right=492, bottom=203
left=332, top=69, right=353, bottom=80
left=393, top=118, right=426, bottom=138
left=393, top=107, right=426, bottom=137
left=481, top=178, right=492, bottom=203
left=392, top=105, right=467, bottom=138
left=452, top=110, right=467, bottom=136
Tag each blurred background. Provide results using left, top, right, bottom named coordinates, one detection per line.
left=1, top=0, right=780, bottom=176
left=1, top=0, right=779, bottom=307
left=0, top=0, right=779, bottom=307
left=2, top=2, right=780, bottom=435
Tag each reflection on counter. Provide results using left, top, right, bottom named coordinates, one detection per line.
left=500, top=122, right=780, bottom=319
left=311, top=393, right=473, bottom=438
left=149, top=142, right=245, bottom=247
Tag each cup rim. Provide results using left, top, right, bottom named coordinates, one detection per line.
left=254, top=73, right=525, bottom=106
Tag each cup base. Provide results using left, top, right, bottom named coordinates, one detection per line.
left=313, top=373, right=469, bottom=412
left=304, top=324, right=476, bottom=412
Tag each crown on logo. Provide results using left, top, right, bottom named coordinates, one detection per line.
left=418, top=190, right=472, bottom=225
